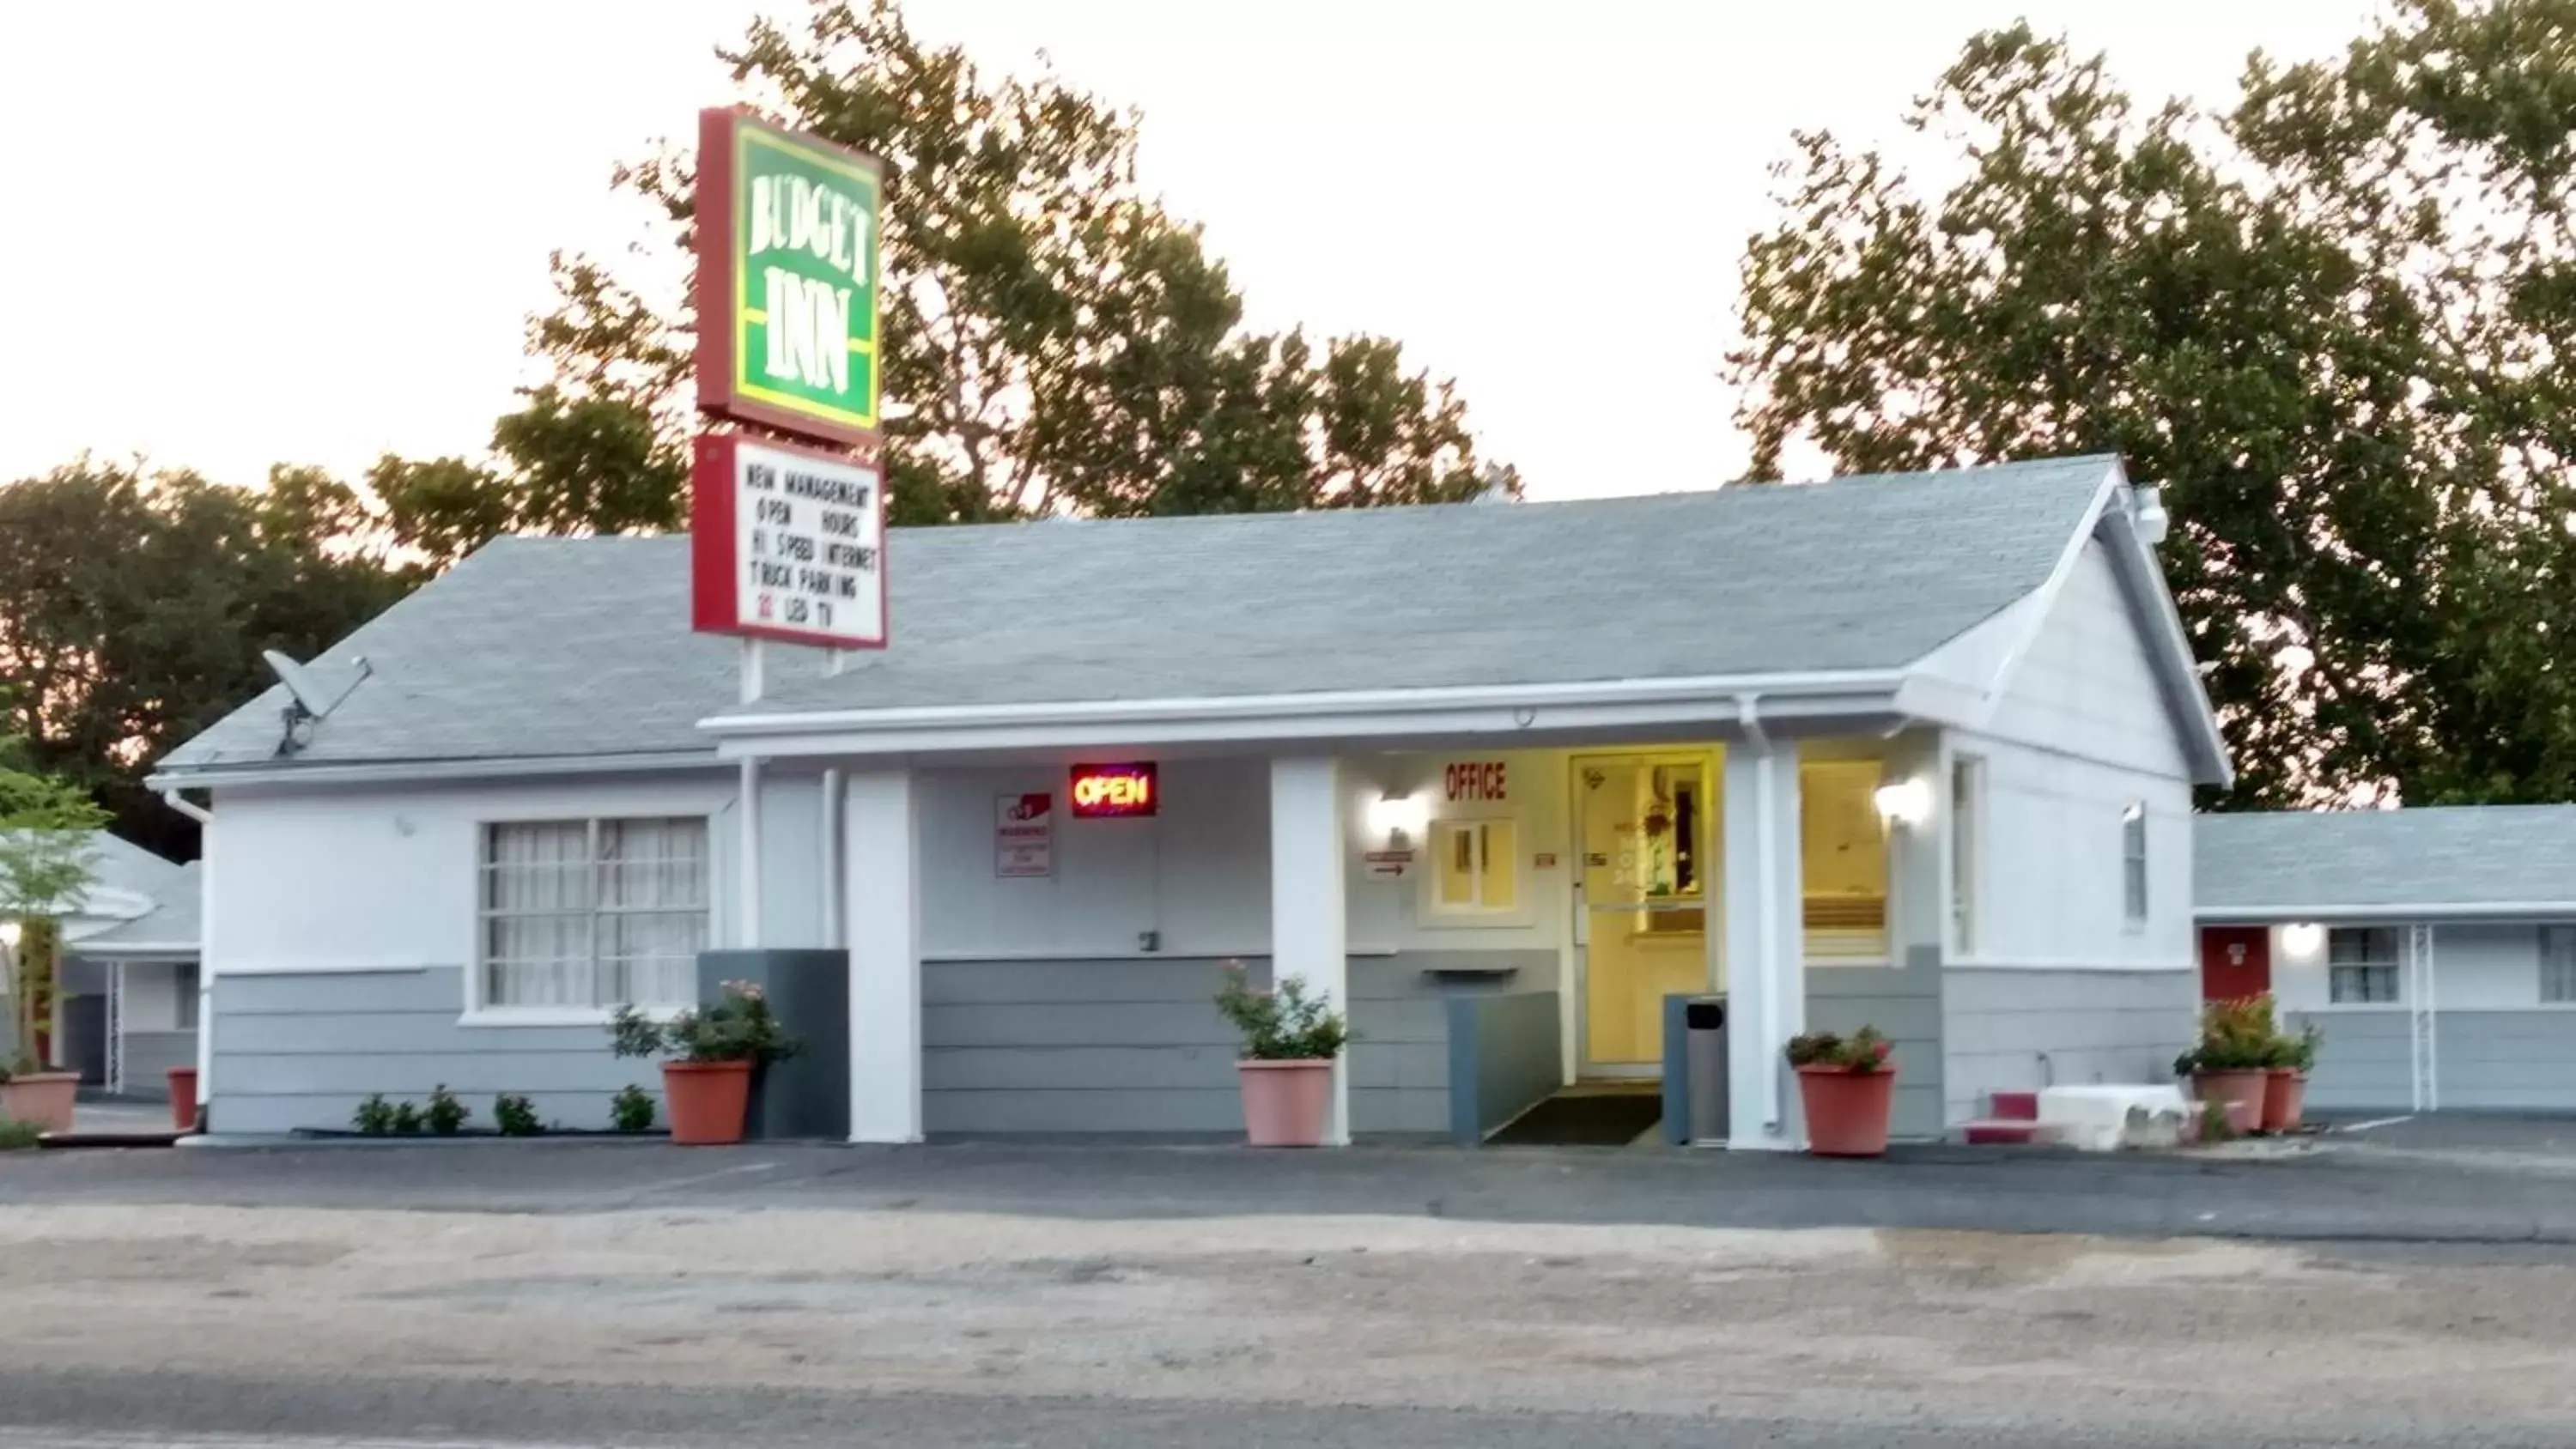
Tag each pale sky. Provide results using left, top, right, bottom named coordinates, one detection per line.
left=0, top=0, right=2376, bottom=502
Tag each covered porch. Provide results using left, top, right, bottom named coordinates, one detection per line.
left=723, top=692, right=1953, bottom=1149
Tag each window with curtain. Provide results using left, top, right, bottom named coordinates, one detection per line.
left=1431, top=817, right=1519, bottom=915
left=175, top=962, right=200, bottom=1031
left=2328, top=926, right=2402, bottom=1004
left=2543, top=926, right=2576, bottom=1003
left=480, top=818, right=708, bottom=1010
left=1950, top=755, right=1983, bottom=955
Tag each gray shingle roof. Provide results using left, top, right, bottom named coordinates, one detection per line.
left=70, top=862, right=201, bottom=955
left=2196, top=806, right=2576, bottom=917
left=161, top=456, right=2117, bottom=773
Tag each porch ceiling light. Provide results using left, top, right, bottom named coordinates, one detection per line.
left=1873, top=778, right=1933, bottom=827
left=0, top=919, right=17, bottom=949
left=2281, top=922, right=2325, bottom=959
left=1368, top=791, right=1431, bottom=844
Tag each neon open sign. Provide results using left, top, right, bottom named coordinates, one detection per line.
left=1070, top=763, right=1157, bottom=818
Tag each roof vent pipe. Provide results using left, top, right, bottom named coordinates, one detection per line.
left=2130, top=484, right=2171, bottom=546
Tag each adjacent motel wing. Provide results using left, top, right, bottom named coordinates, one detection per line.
left=152, top=455, right=2231, bottom=1147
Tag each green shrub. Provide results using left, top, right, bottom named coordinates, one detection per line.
left=494, top=1094, right=543, bottom=1137
left=1214, top=963, right=1348, bottom=1060
left=389, top=1100, right=424, bottom=1135
left=352, top=1094, right=397, bottom=1136
left=426, top=1084, right=470, bottom=1136
left=611, top=1084, right=657, bottom=1133
left=0, top=1118, right=41, bottom=1152
left=609, top=980, right=799, bottom=1065
left=1784, top=1027, right=1895, bottom=1074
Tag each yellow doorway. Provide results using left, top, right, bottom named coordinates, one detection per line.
left=1571, top=750, right=1718, bottom=1076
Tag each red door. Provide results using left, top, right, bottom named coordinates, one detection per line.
left=2200, top=926, right=2272, bottom=1002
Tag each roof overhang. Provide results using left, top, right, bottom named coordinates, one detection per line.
left=2196, top=902, right=2576, bottom=925
left=149, top=749, right=720, bottom=793
left=701, top=670, right=1919, bottom=761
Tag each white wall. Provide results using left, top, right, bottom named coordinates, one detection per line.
left=913, top=750, right=1576, bottom=962
left=206, top=771, right=768, bottom=984
left=1947, top=540, right=2198, bottom=973
left=2270, top=921, right=2576, bottom=1014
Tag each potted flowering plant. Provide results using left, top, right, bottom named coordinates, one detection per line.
left=2175, top=995, right=2275, bottom=1135
left=1785, top=1027, right=1898, bottom=1157
left=1215, top=963, right=1349, bottom=1148
left=608, top=980, right=799, bottom=1145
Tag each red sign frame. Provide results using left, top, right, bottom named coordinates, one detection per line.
left=1069, top=763, right=1158, bottom=819
left=694, top=107, right=886, bottom=452
left=690, top=432, right=891, bottom=650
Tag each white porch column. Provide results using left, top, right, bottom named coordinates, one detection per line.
left=844, top=767, right=923, bottom=1143
left=1269, top=756, right=1351, bottom=1146
left=1723, top=738, right=1806, bottom=1149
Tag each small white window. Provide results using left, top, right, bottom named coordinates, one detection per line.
left=1430, top=817, right=1519, bottom=915
left=2329, top=926, right=2402, bottom=1004
left=2121, top=802, right=2148, bottom=925
left=2543, top=926, right=2576, bottom=1003
left=1950, top=755, right=1984, bottom=955
left=480, top=817, right=709, bottom=1010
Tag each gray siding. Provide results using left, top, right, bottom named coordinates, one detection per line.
left=2435, top=1013, right=2576, bottom=1111
left=121, top=1031, right=197, bottom=1097
left=1807, top=947, right=1944, bottom=1139
left=1447, top=991, right=1564, bottom=1143
left=923, top=951, right=1557, bottom=1139
left=209, top=967, right=652, bottom=1135
left=2285, top=1010, right=2412, bottom=1110
left=1942, top=966, right=2195, bottom=1125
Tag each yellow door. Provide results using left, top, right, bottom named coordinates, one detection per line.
left=1572, top=752, right=1717, bottom=1073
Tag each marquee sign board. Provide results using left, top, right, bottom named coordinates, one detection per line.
left=694, top=108, right=884, bottom=448
left=690, top=433, right=888, bottom=649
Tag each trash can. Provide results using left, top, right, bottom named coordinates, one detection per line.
left=1685, top=997, right=1728, bottom=1144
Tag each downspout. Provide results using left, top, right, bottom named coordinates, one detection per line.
left=156, top=786, right=214, bottom=1124
left=1736, top=694, right=1784, bottom=1140
left=821, top=768, right=845, bottom=949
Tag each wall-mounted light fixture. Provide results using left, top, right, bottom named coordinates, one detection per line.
left=1873, top=777, right=1933, bottom=827
left=1366, top=791, right=1431, bottom=847
left=2281, top=922, right=2326, bottom=959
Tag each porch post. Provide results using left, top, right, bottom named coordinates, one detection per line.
left=1723, top=738, right=1805, bottom=1149
left=844, top=767, right=923, bottom=1143
left=1270, top=756, right=1351, bottom=1146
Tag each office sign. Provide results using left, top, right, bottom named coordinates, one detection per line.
left=690, top=433, right=887, bottom=648
left=996, top=793, right=1054, bottom=878
left=695, top=108, right=884, bottom=448
left=1070, top=763, right=1157, bottom=818
left=1445, top=761, right=1509, bottom=803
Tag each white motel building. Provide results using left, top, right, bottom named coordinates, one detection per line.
left=151, top=455, right=2234, bottom=1147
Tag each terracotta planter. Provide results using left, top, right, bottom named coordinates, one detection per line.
left=2262, top=1068, right=2308, bottom=1134
left=2192, top=1068, right=2269, bottom=1132
left=0, top=1070, right=80, bottom=1134
left=1237, top=1058, right=1334, bottom=1147
left=661, top=1059, right=753, bottom=1146
left=1795, top=1064, right=1899, bottom=1157
left=167, top=1068, right=200, bottom=1132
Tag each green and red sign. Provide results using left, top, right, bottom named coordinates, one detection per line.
left=695, top=108, right=884, bottom=448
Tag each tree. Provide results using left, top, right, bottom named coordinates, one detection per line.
left=1726, top=0, right=2576, bottom=807
left=0, top=462, right=417, bottom=857
left=0, top=746, right=107, bottom=1068
left=386, top=0, right=1509, bottom=552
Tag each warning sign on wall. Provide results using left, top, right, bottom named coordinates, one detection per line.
left=996, top=793, right=1054, bottom=878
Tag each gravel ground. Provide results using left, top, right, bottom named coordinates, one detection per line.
left=2, top=1196, right=2574, bottom=1446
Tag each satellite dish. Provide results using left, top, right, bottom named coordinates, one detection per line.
left=262, top=652, right=372, bottom=755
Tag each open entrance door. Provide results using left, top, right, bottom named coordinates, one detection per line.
left=2200, top=926, right=2271, bottom=1002
left=1571, top=751, right=1716, bottom=1079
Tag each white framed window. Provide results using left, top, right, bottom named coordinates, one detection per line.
left=1950, top=755, right=1983, bottom=955
left=2543, top=926, right=2576, bottom=1003
left=2120, top=802, right=2148, bottom=925
left=2328, top=926, right=2402, bottom=1004
left=478, top=817, right=709, bottom=1011
left=1429, top=816, right=1520, bottom=917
